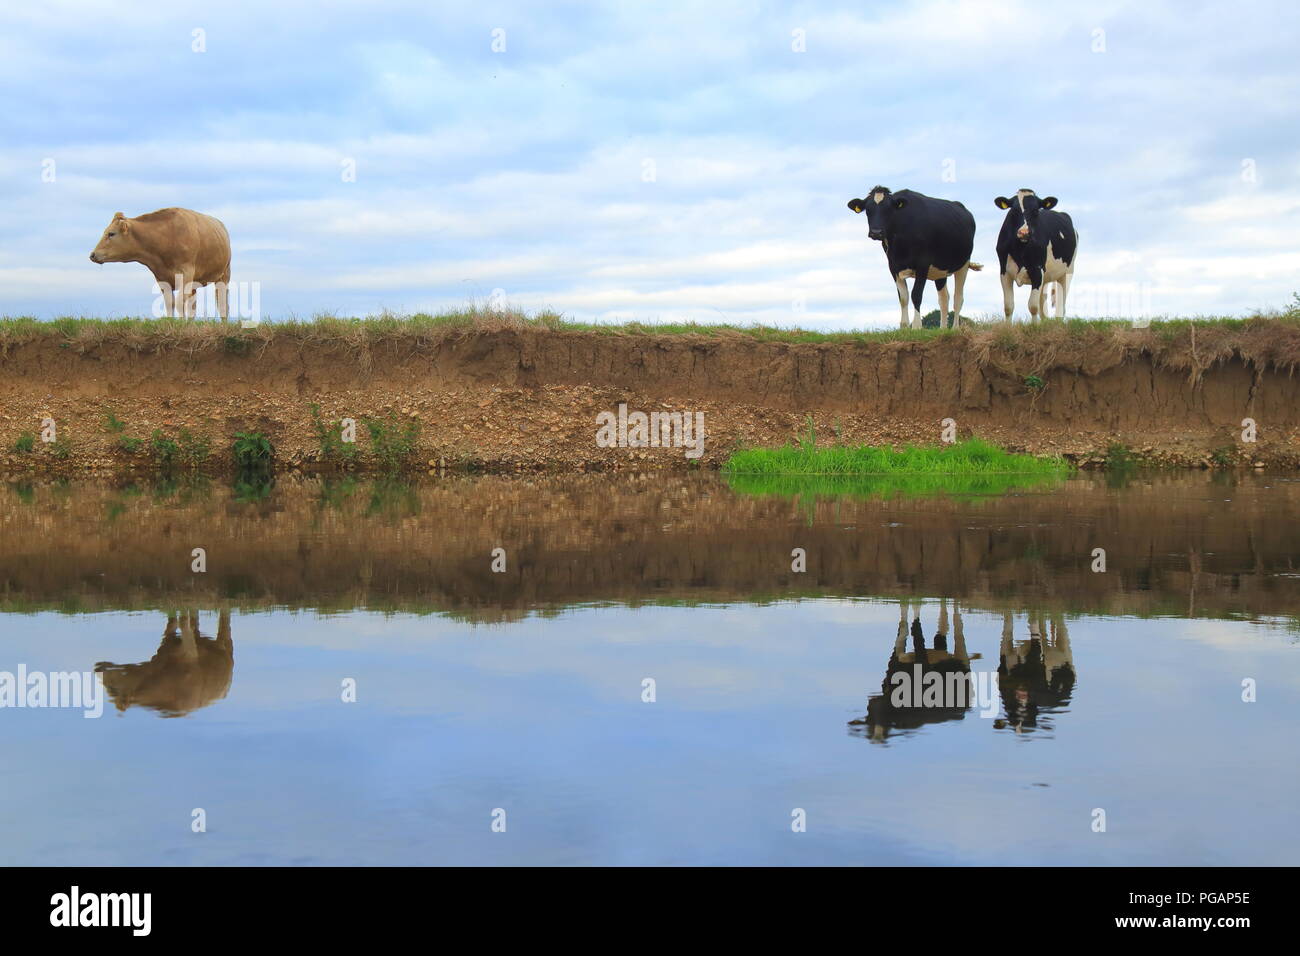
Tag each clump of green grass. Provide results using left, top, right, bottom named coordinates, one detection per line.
left=364, top=413, right=420, bottom=472
left=13, top=432, right=36, bottom=454
left=117, top=435, right=143, bottom=454
left=723, top=436, right=1070, bottom=478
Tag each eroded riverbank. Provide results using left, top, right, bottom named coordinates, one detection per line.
left=2, top=316, right=1300, bottom=477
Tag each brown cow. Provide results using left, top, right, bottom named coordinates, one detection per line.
left=95, top=610, right=234, bottom=717
left=89, top=207, right=231, bottom=321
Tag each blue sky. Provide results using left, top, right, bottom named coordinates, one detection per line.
left=3, top=0, right=1298, bottom=327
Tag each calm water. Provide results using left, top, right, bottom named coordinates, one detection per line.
left=1, top=472, right=1297, bottom=865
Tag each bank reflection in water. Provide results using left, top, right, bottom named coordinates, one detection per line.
left=850, top=599, right=1076, bottom=743
left=94, top=610, right=233, bottom=717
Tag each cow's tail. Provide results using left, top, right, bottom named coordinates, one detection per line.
left=967, top=261, right=984, bottom=271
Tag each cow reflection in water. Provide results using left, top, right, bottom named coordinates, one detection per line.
left=95, top=610, right=233, bottom=717
left=850, top=598, right=975, bottom=743
left=995, top=610, right=1075, bottom=735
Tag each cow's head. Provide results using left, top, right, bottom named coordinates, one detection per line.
left=994, top=190, right=1058, bottom=243
left=89, top=212, right=138, bottom=263
left=847, top=185, right=906, bottom=242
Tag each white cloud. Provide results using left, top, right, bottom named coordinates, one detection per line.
left=2, top=0, right=1298, bottom=323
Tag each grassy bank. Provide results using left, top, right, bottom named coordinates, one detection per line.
left=723, top=437, right=1072, bottom=478
left=3, top=309, right=1300, bottom=358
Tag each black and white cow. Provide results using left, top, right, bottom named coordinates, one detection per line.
left=847, top=186, right=982, bottom=329
left=994, top=189, right=1079, bottom=321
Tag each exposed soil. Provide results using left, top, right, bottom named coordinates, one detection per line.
left=3, top=318, right=1300, bottom=476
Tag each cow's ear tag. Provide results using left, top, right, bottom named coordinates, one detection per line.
left=893, top=198, right=906, bottom=209
left=847, top=199, right=864, bottom=214
left=995, top=197, right=1011, bottom=209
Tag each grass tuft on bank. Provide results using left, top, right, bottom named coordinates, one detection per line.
left=723, top=437, right=1072, bottom=478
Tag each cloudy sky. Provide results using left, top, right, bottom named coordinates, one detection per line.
left=3, top=0, right=1298, bottom=327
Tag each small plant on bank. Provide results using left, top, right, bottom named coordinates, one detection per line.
left=232, top=431, right=274, bottom=474
left=797, top=415, right=817, bottom=451
left=1024, top=374, right=1045, bottom=391
left=311, top=404, right=358, bottom=466
left=50, top=434, right=72, bottom=460
left=102, top=410, right=127, bottom=433
left=14, top=432, right=35, bottom=454
left=1210, top=446, right=1236, bottom=468
left=1105, top=442, right=1137, bottom=471
left=364, top=413, right=421, bottom=472
left=222, top=334, right=252, bottom=356
left=150, top=430, right=179, bottom=470
left=178, top=429, right=211, bottom=470
left=117, top=435, right=143, bottom=454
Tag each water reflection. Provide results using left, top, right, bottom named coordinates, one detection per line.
left=995, top=611, right=1075, bottom=735
left=1, top=473, right=1298, bottom=865
left=851, top=598, right=977, bottom=742
left=94, top=610, right=233, bottom=717
left=850, top=600, right=1081, bottom=743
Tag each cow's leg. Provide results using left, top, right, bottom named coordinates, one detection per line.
left=178, top=611, right=200, bottom=661
left=154, top=273, right=176, bottom=319
left=1026, top=268, right=1044, bottom=323
left=953, top=601, right=967, bottom=660
left=1000, top=271, right=1015, bottom=322
left=952, top=264, right=970, bottom=327
left=216, top=271, right=230, bottom=324
left=173, top=268, right=198, bottom=320
left=894, top=274, right=910, bottom=329
left=1056, top=273, right=1072, bottom=319
left=909, top=268, right=929, bottom=328
left=935, top=278, right=949, bottom=329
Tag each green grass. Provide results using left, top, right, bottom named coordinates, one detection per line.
left=723, top=437, right=1071, bottom=479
